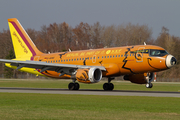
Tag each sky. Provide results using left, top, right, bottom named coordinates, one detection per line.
left=0, top=0, right=179, bottom=38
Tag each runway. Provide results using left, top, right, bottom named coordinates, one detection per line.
left=0, top=87, right=179, bottom=97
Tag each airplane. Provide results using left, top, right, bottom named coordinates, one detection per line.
left=0, top=18, right=177, bottom=90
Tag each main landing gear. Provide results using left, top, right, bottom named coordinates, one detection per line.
left=68, top=78, right=115, bottom=91
left=68, top=79, right=80, bottom=90
left=103, top=77, right=114, bottom=91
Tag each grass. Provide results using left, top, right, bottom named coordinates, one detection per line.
left=0, top=93, right=180, bottom=120
left=0, top=79, right=180, bottom=119
left=0, top=79, right=180, bottom=92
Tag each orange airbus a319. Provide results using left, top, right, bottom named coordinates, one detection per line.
left=0, top=18, right=177, bottom=90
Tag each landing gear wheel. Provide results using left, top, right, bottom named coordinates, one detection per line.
left=68, top=82, right=75, bottom=90
left=103, top=83, right=109, bottom=91
left=109, top=83, right=114, bottom=90
left=68, top=82, right=80, bottom=90
left=146, top=83, right=153, bottom=88
left=74, top=82, right=80, bottom=90
left=103, top=83, right=114, bottom=91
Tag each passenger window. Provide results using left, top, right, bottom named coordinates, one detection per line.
left=82, top=58, right=84, bottom=60
left=118, top=55, right=120, bottom=57
left=107, top=56, right=109, bottom=58
left=105, top=56, right=106, bottom=58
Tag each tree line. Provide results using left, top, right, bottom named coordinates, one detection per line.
left=0, top=22, right=179, bottom=79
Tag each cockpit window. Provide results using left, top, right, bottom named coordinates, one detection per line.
left=150, top=49, right=168, bottom=56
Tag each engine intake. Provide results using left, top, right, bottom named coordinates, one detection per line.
left=75, top=68, right=102, bottom=83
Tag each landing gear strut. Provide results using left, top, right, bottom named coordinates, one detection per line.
left=103, top=77, right=114, bottom=91
left=68, top=79, right=80, bottom=90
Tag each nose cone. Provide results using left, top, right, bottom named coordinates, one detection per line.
left=166, top=55, right=177, bottom=68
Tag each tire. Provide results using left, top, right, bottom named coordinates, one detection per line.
left=149, top=83, right=153, bottom=88
left=68, top=83, right=75, bottom=90
left=103, top=83, right=109, bottom=91
left=109, top=83, right=114, bottom=91
left=74, top=82, right=80, bottom=90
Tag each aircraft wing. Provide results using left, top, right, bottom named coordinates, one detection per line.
left=0, top=59, right=106, bottom=75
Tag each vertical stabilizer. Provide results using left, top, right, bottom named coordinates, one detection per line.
left=8, top=18, right=42, bottom=60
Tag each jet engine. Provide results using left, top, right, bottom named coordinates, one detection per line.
left=75, top=68, right=102, bottom=83
left=123, top=72, right=155, bottom=84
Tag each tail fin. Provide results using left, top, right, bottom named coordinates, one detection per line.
left=8, top=18, right=42, bottom=60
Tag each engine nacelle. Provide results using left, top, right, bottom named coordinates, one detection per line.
left=124, top=72, right=155, bottom=84
left=75, top=68, right=102, bottom=83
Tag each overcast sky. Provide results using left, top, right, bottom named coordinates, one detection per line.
left=0, top=0, right=179, bottom=38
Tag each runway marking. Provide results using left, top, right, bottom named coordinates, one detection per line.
left=0, top=87, right=180, bottom=97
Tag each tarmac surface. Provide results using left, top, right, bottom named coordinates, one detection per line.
left=0, top=87, right=180, bottom=97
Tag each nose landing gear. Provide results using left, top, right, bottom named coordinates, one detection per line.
left=145, top=73, right=153, bottom=88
